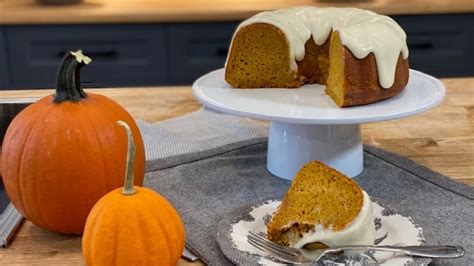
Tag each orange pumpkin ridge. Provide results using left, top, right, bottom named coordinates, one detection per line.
left=141, top=190, right=186, bottom=258
left=85, top=94, right=145, bottom=186
left=2, top=98, right=55, bottom=219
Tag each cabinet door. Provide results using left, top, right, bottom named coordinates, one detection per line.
left=0, top=27, right=6, bottom=89
left=393, top=14, right=474, bottom=77
left=168, top=22, right=238, bottom=84
left=6, top=25, right=167, bottom=89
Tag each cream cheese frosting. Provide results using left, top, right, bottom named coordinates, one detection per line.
left=237, top=7, right=409, bottom=89
left=291, top=190, right=375, bottom=248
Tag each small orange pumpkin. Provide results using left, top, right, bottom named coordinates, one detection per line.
left=83, top=120, right=185, bottom=266
left=1, top=51, right=146, bottom=234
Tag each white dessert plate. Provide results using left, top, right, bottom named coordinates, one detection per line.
left=216, top=198, right=433, bottom=265
left=193, top=68, right=445, bottom=125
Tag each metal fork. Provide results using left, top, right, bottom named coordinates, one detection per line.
left=247, top=231, right=465, bottom=264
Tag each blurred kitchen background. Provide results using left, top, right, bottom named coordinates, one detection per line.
left=0, top=0, right=473, bottom=90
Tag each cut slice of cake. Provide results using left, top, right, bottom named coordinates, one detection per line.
left=267, top=161, right=375, bottom=248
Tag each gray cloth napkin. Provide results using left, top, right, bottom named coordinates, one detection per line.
left=138, top=109, right=473, bottom=265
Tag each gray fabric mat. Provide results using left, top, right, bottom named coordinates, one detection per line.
left=137, top=108, right=268, bottom=162
left=144, top=139, right=473, bottom=266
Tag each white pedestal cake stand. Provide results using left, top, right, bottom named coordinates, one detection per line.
left=192, top=69, right=445, bottom=180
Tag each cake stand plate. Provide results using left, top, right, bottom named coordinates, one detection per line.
left=192, top=69, right=445, bottom=179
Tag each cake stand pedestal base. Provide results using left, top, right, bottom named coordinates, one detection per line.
left=267, top=122, right=363, bottom=180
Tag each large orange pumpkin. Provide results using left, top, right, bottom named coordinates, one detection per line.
left=83, top=121, right=185, bottom=266
left=1, top=51, right=146, bottom=234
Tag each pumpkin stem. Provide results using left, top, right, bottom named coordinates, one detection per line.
left=54, top=50, right=92, bottom=104
left=117, top=120, right=137, bottom=195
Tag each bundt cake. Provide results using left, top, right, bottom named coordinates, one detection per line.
left=225, top=7, right=409, bottom=107
left=267, top=161, right=375, bottom=248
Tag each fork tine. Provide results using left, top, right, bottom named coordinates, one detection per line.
left=247, top=237, right=298, bottom=264
left=249, top=231, right=298, bottom=257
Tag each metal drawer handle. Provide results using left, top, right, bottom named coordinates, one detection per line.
left=408, top=42, right=434, bottom=50
left=58, top=50, right=118, bottom=59
left=216, top=48, right=228, bottom=57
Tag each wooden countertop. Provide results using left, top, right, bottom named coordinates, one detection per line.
left=0, top=78, right=472, bottom=265
left=0, top=0, right=473, bottom=25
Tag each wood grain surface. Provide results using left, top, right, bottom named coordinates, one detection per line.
left=0, top=78, right=472, bottom=265
left=1, top=0, right=473, bottom=25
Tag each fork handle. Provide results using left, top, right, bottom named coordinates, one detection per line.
left=327, top=245, right=465, bottom=259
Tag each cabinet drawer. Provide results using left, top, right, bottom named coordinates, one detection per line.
left=6, top=25, right=167, bottom=89
left=168, top=22, right=238, bottom=84
left=393, top=14, right=474, bottom=77
left=0, top=27, right=6, bottom=89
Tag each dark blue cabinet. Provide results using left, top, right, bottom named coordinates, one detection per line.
left=0, top=27, right=6, bottom=89
left=167, top=22, right=238, bottom=84
left=393, top=14, right=474, bottom=77
left=5, top=25, right=167, bottom=89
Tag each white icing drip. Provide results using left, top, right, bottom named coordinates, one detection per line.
left=291, top=190, right=375, bottom=248
left=236, top=7, right=408, bottom=88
